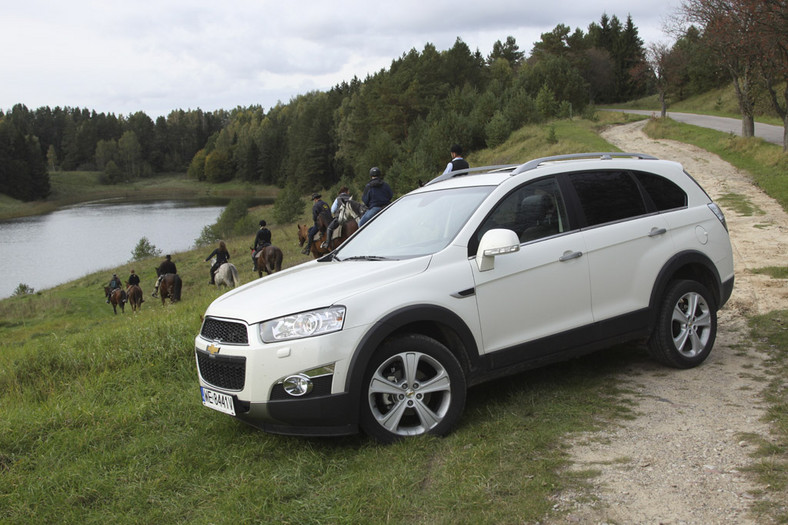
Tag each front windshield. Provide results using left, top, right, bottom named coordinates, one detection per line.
left=336, top=186, right=493, bottom=260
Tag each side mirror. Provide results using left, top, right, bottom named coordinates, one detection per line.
left=475, top=229, right=520, bottom=272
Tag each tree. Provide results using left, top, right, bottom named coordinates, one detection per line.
left=204, top=149, right=234, bottom=183
left=273, top=184, right=305, bottom=223
left=130, top=237, right=161, bottom=260
left=678, top=0, right=762, bottom=137
left=487, top=36, right=525, bottom=67
left=648, top=42, right=673, bottom=117
left=46, top=144, right=57, bottom=171
left=753, top=0, right=788, bottom=150
left=118, top=130, right=142, bottom=179
left=104, top=160, right=122, bottom=184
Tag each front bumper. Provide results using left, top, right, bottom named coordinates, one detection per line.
left=194, top=318, right=363, bottom=436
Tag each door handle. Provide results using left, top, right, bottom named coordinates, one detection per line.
left=648, top=227, right=667, bottom=237
left=559, top=250, right=583, bottom=262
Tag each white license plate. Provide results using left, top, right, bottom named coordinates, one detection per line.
left=200, top=387, right=236, bottom=416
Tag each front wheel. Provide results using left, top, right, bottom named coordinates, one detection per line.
left=648, top=279, right=717, bottom=368
left=360, top=334, right=466, bottom=443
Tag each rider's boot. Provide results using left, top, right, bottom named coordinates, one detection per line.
left=321, top=230, right=334, bottom=250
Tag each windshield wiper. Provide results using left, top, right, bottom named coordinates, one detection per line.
left=339, top=255, right=389, bottom=261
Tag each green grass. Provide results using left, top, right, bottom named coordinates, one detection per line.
left=0, top=218, right=644, bottom=524
left=606, top=83, right=786, bottom=126
left=472, top=111, right=645, bottom=166
left=742, top=310, right=788, bottom=522
left=2, top=111, right=787, bottom=523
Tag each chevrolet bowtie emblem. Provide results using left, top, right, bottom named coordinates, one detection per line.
left=207, top=344, right=220, bottom=355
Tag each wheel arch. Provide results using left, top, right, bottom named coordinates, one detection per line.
left=649, top=250, right=724, bottom=317
left=343, top=304, right=480, bottom=412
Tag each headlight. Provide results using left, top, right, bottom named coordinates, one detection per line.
left=259, top=306, right=345, bottom=342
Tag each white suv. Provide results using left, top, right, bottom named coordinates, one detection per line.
left=195, top=153, right=734, bottom=442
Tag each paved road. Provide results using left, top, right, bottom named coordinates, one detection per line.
left=602, top=109, right=784, bottom=146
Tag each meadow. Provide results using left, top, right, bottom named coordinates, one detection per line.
left=1, top=110, right=786, bottom=524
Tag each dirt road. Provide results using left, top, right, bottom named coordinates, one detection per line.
left=551, top=120, right=788, bottom=524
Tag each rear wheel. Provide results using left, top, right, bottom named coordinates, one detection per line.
left=648, top=279, right=717, bottom=368
left=359, top=334, right=466, bottom=443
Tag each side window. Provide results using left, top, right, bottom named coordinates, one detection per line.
left=634, top=171, right=687, bottom=211
left=471, top=176, right=569, bottom=254
left=568, top=171, right=646, bottom=227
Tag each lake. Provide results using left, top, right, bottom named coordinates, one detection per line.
left=0, top=200, right=226, bottom=300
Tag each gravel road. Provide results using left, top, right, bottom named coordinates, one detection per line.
left=549, top=120, right=788, bottom=524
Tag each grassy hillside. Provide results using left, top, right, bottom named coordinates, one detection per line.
left=607, top=83, right=786, bottom=126
left=1, top=110, right=786, bottom=523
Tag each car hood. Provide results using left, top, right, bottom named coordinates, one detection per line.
left=203, top=257, right=431, bottom=324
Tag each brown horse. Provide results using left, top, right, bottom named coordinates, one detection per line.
left=298, top=220, right=358, bottom=258
left=126, top=284, right=143, bottom=312
left=104, top=286, right=125, bottom=314
left=155, top=270, right=182, bottom=305
left=253, top=245, right=284, bottom=277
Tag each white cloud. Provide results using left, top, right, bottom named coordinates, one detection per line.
left=1, top=0, right=677, bottom=118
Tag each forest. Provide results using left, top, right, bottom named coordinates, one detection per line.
left=1, top=2, right=785, bottom=203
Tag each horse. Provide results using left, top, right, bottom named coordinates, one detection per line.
left=253, top=245, right=283, bottom=277
left=126, top=284, right=143, bottom=312
left=155, top=269, right=182, bottom=305
left=298, top=219, right=358, bottom=258
left=214, top=262, right=240, bottom=289
left=104, top=286, right=125, bottom=314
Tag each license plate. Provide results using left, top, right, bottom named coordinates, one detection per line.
left=200, top=387, right=236, bottom=416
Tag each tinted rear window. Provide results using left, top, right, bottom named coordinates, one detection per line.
left=634, top=171, right=687, bottom=211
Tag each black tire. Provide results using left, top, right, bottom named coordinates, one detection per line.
left=648, top=279, right=717, bottom=369
left=359, top=334, right=467, bottom=443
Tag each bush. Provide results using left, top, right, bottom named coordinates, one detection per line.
left=130, top=237, right=162, bottom=260
left=273, top=184, right=306, bottom=224
left=195, top=198, right=250, bottom=246
left=12, top=283, right=34, bottom=296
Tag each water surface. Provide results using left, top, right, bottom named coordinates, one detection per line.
left=0, top=200, right=224, bottom=299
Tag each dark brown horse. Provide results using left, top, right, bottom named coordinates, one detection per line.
left=298, top=219, right=358, bottom=258
left=126, top=284, right=143, bottom=312
left=155, top=270, right=182, bottom=305
left=104, top=286, right=125, bottom=314
left=253, top=246, right=284, bottom=277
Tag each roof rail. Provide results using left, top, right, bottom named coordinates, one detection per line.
left=424, top=164, right=519, bottom=186
left=511, top=152, right=659, bottom=174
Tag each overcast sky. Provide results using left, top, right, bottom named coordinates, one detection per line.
left=2, top=0, right=678, bottom=119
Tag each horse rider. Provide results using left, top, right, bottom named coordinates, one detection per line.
left=205, top=240, right=230, bottom=285
left=252, top=220, right=272, bottom=271
left=357, top=167, right=393, bottom=227
left=127, top=269, right=143, bottom=303
left=321, top=186, right=352, bottom=250
left=152, top=254, right=177, bottom=298
left=302, top=193, right=332, bottom=255
left=106, top=273, right=125, bottom=304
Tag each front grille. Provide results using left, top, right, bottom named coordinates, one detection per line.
left=201, top=317, right=249, bottom=344
left=196, top=350, right=246, bottom=390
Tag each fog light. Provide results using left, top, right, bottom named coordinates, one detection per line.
left=283, top=374, right=313, bottom=397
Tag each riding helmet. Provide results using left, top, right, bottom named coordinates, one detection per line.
left=369, top=166, right=382, bottom=178
left=259, top=220, right=266, bottom=226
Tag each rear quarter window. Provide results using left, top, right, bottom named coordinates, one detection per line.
left=633, top=171, right=687, bottom=211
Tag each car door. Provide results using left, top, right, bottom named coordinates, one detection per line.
left=470, top=176, right=593, bottom=357
left=567, top=170, right=680, bottom=322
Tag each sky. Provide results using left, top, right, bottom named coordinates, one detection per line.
left=2, top=0, right=679, bottom=119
